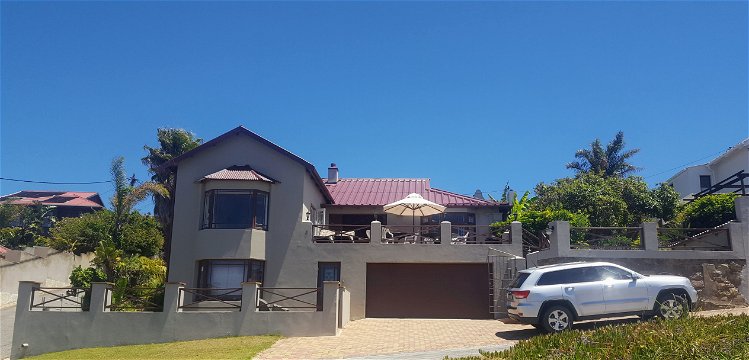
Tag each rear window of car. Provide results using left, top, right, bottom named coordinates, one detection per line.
left=510, top=272, right=531, bottom=288
left=536, top=267, right=599, bottom=286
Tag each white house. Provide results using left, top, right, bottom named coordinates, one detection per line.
left=667, top=138, right=749, bottom=199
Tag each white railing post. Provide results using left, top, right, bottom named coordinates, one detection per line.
left=642, top=222, right=658, bottom=251
left=90, top=282, right=113, bottom=313
left=370, top=221, right=382, bottom=245
left=241, top=282, right=260, bottom=313
left=441, top=221, right=451, bottom=245
left=322, top=281, right=340, bottom=335
left=549, top=221, right=570, bottom=256
left=510, top=221, right=523, bottom=255
left=163, top=281, right=185, bottom=313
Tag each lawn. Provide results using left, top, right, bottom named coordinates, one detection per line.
left=455, top=314, right=749, bottom=360
left=27, top=335, right=281, bottom=360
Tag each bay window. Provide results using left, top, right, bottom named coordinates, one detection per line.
left=202, top=189, right=269, bottom=230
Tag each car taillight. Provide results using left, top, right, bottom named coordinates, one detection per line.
left=512, top=290, right=530, bottom=299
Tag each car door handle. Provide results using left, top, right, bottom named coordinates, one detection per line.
left=605, top=284, right=614, bottom=288
left=565, top=287, right=574, bottom=291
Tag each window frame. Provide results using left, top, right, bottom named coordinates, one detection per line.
left=699, top=175, right=712, bottom=190
left=201, top=189, right=270, bottom=230
left=197, top=259, right=266, bottom=300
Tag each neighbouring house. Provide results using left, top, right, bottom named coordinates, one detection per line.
left=667, top=138, right=749, bottom=200
left=0, top=190, right=105, bottom=221
left=162, top=126, right=519, bottom=320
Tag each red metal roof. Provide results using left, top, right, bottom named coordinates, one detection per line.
left=324, top=178, right=499, bottom=207
left=0, top=191, right=105, bottom=208
left=199, top=165, right=276, bottom=183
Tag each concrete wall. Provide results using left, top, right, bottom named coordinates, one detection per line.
left=272, top=221, right=522, bottom=320
left=0, top=249, right=93, bottom=307
left=11, top=281, right=346, bottom=359
left=668, top=165, right=711, bottom=199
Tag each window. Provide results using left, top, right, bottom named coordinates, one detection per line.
left=598, top=266, right=633, bottom=281
left=700, top=175, right=712, bottom=190
left=317, top=262, right=341, bottom=310
left=197, top=259, right=265, bottom=300
left=536, top=267, right=599, bottom=286
left=422, top=212, right=476, bottom=225
left=202, top=190, right=269, bottom=230
left=510, top=272, right=531, bottom=288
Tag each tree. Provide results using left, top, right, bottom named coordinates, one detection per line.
left=48, top=211, right=112, bottom=255
left=0, top=202, right=54, bottom=249
left=534, top=173, right=678, bottom=227
left=141, top=129, right=202, bottom=263
left=566, top=131, right=640, bottom=178
left=676, top=194, right=738, bottom=228
left=110, top=156, right=167, bottom=247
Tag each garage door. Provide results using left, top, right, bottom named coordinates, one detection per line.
left=366, top=263, right=490, bottom=319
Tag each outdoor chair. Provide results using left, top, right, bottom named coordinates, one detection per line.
left=451, top=231, right=470, bottom=244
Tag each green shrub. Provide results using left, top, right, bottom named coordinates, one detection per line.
left=452, top=314, right=749, bottom=360
left=69, top=266, right=106, bottom=311
left=49, top=211, right=113, bottom=255
left=677, top=194, right=738, bottom=228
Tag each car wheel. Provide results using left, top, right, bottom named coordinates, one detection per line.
left=655, top=292, right=689, bottom=319
left=541, top=305, right=574, bottom=333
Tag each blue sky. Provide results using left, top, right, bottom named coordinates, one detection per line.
left=1, top=1, right=747, bottom=211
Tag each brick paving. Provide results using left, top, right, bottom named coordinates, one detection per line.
left=256, top=307, right=749, bottom=359
left=255, top=318, right=534, bottom=359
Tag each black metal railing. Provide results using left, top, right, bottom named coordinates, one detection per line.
left=658, top=227, right=731, bottom=251
left=570, top=227, right=643, bottom=250
left=106, top=287, right=165, bottom=312
left=31, top=287, right=88, bottom=311
left=381, top=225, right=441, bottom=244
left=451, top=225, right=508, bottom=244
left=689, top=170, right=748, bottom=201
left=312, top=224, right=371, bottom=243
left=178, top=288, right=242, bottom=310
left=257, top=287, right=320, bottom=311
left=522, top=228, right=550, bottom=252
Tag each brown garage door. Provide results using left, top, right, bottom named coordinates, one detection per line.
left=366, top=263, right=490, bottom=319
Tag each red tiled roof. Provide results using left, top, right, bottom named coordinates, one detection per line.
left=199, top=165, right=276, bottom=183
left=324, top=178, right=499, bottom=207
left=0, top=191, right=105, bottom=208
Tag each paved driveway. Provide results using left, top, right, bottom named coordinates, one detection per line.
left=257, top=307, right=749, bottom=359
left=256, top=318, right=535, bottom=359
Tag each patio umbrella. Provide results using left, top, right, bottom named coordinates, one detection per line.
left=383, top=193, right=446, bottom=226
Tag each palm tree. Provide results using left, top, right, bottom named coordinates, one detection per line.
left=566, top=131, right=640, bottom=178
left=110, top=157, right=168, bottom=246
left=141, top=129, right=202, bottom=263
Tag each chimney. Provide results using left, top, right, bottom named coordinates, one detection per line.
left=327, top=163, right=339, bottom=184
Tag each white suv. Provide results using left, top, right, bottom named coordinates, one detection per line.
left=507, top=262, right=697, bottom=333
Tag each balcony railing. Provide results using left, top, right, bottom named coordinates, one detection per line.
left=450, top=225, right=509, bottom=245
left=381, top=225, right=441, bottom=244
left=570, top=227, right=643, bottom=250
left=658, top=227, right=731, bottom=251
left=313, top=224, right=371, bottom=243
